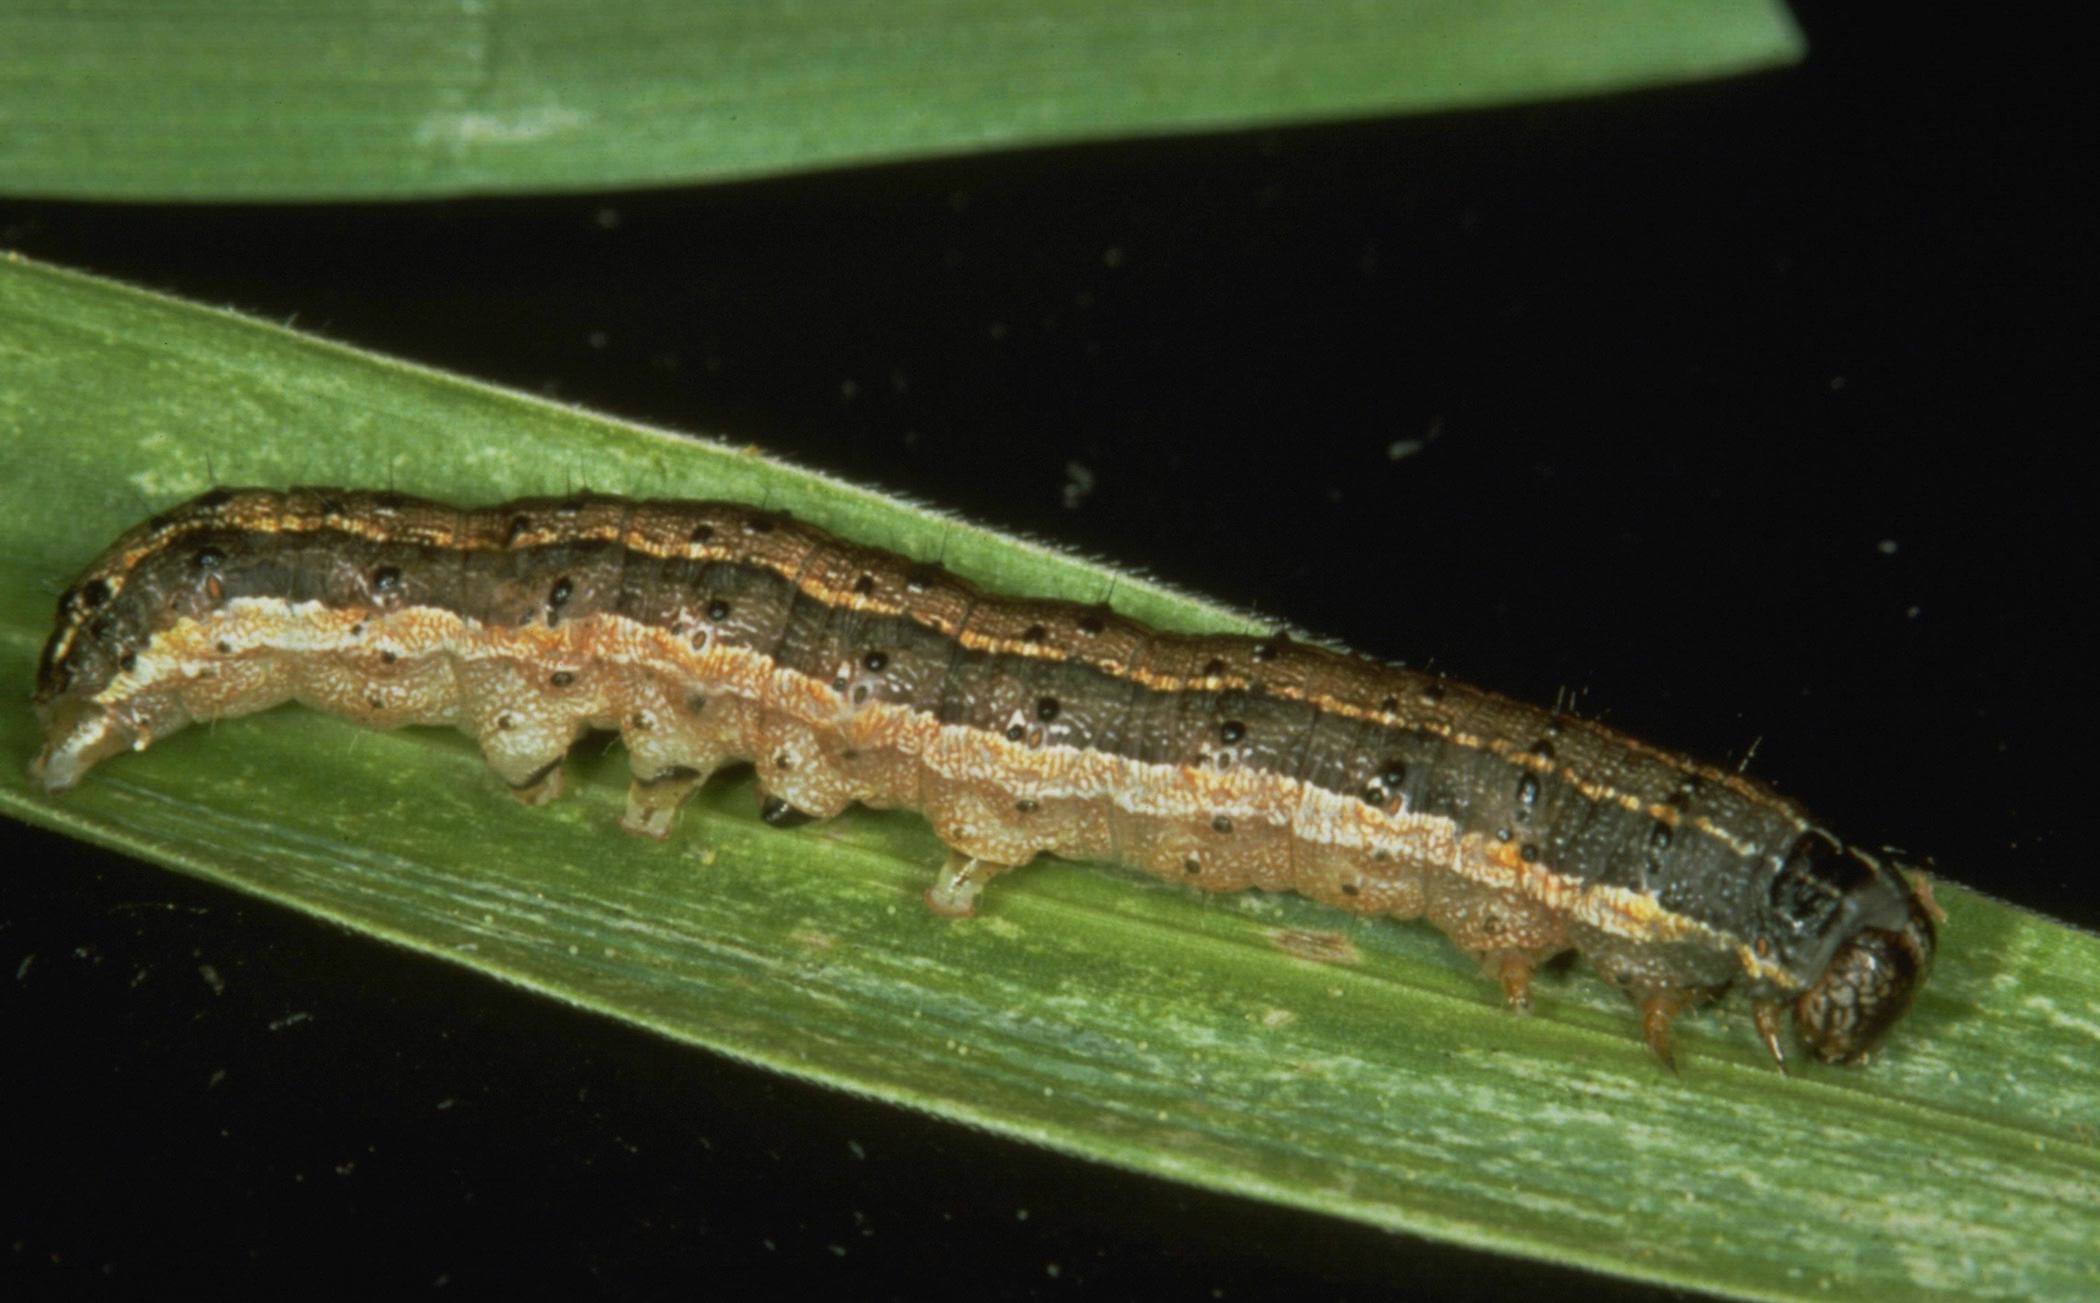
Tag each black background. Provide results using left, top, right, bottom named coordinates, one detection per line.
left=3, top=3, right=2092, bottom=1298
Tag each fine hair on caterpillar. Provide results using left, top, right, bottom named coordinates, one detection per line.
left=32, top=486, right=1937, bottom=1072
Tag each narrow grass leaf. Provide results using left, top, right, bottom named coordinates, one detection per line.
left=1, top=0, right=1800, bottom=201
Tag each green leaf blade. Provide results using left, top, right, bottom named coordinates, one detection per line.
left=3, top=255, right=2098, bottom=1301
left=2, top=0, right=1802, bottom=201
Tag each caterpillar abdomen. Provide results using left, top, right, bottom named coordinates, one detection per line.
left=33, top=487, right=1937, bottom=1070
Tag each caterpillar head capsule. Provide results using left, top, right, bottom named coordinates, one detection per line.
left=1766, top=832, right=1938, bottom=1063
left=1794, top=890, right=1937, bottom=1063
